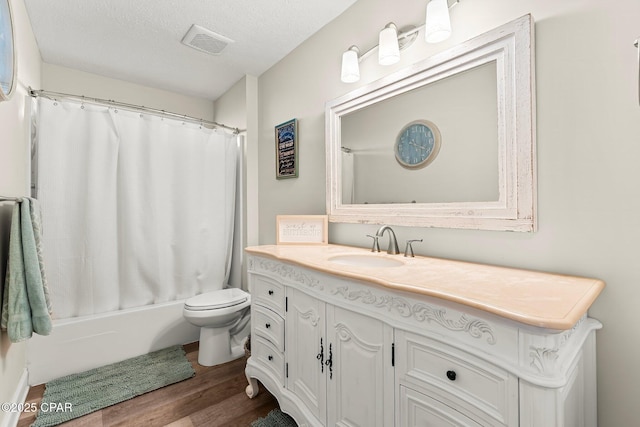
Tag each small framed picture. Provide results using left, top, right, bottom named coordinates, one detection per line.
left=275, top=118, right=298, bottom=179
left=276, top=215, right=328, bottom=245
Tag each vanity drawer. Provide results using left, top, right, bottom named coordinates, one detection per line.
left=396, top=331, right=518, bottom=426
left=250, top=274, right=286, bottom=315
left=251, top=334, right=284, bottom=387
left=252, top=304, right=285, bottom=351
left=399, top=386, right=482, bottom=427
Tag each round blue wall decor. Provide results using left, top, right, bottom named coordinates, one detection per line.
left=394, top=120, right=441, bottom=169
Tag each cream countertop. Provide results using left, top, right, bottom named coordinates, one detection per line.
left=245, top=244, right=605, bottom=331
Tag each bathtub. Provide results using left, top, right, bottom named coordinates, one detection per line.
left=26, top=299, right=200, bottom=385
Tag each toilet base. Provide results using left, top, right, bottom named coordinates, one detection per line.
left=197, top=326, right=246, bottom=366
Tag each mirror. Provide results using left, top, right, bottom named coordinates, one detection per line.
left=326, top=15, right=536, bottom=232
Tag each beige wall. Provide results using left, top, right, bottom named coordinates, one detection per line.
left=256, top=0, right=640, bottom=425
left=214, top=74, right=259, bottom=245
left=0, top=0, right=41, bottom=424
left=214, top=75, right=260, bottom=289
left=41, top=63, right=215, bottom=119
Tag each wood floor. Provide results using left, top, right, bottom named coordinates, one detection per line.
left=17, top=342, right=281, bottom=427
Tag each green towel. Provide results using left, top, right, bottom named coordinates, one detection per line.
left=1, top=199, right=52, bottom=342
left=27, top=198, right=52, bottom=314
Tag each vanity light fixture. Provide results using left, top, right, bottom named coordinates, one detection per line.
left=341, top=46, right=361, bottom=83
left=425, top=0, right=452, bottom=43
left=378, top=23, right=401, bottom=65
left=339, top=0, right=462, bottom=83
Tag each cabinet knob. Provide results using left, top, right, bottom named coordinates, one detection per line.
left=446, top=370, right=457, bottom=381
left=265, top=323, right=271, bottom=329
left=268, top=355, right=273, bottom=361
left=268, top=290, right=274, bottom=295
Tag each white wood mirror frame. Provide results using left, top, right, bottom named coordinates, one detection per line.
left=325, top=15, right=536, bottom=232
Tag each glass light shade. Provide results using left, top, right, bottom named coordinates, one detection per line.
left=378, top=23, right=400, bottom=65
left=341, top=47, right=360, bottom=83
left=425, top=0, right=452, bottom=44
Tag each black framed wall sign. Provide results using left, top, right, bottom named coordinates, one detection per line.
left=275, top=118, right=298, bottom=179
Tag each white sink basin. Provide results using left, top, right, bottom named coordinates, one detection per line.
left=328, top=254, right=404, bottom=268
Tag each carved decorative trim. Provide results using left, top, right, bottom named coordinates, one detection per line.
left=529, top=347, right=559, bottom=374
left=253, top=258, right=323, bottom=290
left=527, top=316, right=587, bottom=374
left=298, top=309, right=320, bottom=327
left=331, top=287, right=496, bottom=344
left=334, top=322, right=382, bottom=352
left=559, top=315, right=585, bottom=347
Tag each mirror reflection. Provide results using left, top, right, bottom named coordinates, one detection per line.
left=340, top=61, right=498, bottom=205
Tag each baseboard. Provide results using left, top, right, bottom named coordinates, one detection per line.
left=0, top=368, right=29, bottom=427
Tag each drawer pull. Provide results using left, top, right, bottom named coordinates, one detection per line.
left=446, top=370, right=457, bottom=381
left=268, top=355, right=273, bottom=361
left=265, top=323, right=271, bottom=329
left=268, top=290, right=274, bottom=295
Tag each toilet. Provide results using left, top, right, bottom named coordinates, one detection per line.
left=183, top=287, right=251, bottom=366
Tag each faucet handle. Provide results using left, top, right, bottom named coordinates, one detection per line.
left=404, top=239, right=423, bottom=257
left=366, top=234, right=380, bottom=252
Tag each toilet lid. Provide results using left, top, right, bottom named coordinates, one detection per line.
left=185, top=288, right=248, bottom=311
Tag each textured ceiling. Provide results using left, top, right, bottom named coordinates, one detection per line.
left=24, top=0, right=357, bottom=101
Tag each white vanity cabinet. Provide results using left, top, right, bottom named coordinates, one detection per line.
left=286, top=288, right=394, bottom=426
left=244, top=249, right=602, bottom=427
left=248, top=274, right=286, bottom=386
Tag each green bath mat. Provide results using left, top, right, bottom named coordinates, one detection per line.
left=251, top=408, right=298, bottom=427
left=32, top=345, right=195, bottom=427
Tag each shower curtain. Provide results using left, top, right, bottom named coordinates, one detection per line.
left=33, top=97, right=238, bottom=319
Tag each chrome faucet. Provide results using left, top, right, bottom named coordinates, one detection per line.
left=375, top=225, right=400, bottom=255
left=366, top=234, right=380, bottom=252
left=404, top=239, right=423, bottom=257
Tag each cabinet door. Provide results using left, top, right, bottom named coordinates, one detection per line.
left=326, top=305, right=394, bottom=427
left=286, top=288, right=327, bottom=424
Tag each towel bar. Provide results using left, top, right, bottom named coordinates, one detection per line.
left=0, top=195, right=24, bottom=202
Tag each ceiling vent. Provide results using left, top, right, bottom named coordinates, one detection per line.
left=181, top=24, right=234, bottom=56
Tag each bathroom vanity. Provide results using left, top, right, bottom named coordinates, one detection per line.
left=244, top=244, right=604, bottom=427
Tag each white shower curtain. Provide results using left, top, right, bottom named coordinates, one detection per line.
left=34, top=97, right=238, bottom=319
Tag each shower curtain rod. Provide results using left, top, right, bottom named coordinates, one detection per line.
left=28, top=88, right=244, bottom=134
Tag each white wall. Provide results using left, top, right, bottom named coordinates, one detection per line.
left=0, top=0, right=41, bottom=425
left=256, top=0, right=640, bottom=425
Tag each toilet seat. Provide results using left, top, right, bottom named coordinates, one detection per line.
left=184, top=288, right=248, bottom=311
